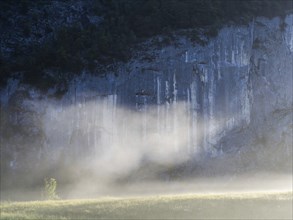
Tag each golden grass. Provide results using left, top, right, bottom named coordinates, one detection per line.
left=1, top=191, right=292, bottom=219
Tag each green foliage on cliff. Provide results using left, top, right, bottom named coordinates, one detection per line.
left=0, top=0, right=291, bottom=91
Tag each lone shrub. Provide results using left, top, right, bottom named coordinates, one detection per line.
left=44, top=178, right=59, bottom=200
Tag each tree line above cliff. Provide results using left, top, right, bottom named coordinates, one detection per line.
left=0, top=0, right=292, bottom=94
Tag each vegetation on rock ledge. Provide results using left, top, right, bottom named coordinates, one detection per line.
left=0, top=0, right=292, bottom=93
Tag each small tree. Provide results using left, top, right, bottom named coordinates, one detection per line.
left=43, top=178, right=59, bottom=200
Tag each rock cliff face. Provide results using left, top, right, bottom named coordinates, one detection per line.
left=0, top=15, right=292, bottom=181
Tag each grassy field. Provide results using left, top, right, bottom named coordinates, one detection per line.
left=1, top=191, right=292, bottom=219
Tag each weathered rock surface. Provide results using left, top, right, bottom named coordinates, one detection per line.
left=0, top=15, right=292, bottom=181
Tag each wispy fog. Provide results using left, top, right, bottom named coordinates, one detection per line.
left=40, top=98, right=227, bottom=182
left=1, top=97, right=292, bottom=200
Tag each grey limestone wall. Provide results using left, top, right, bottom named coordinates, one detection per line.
left=1, top=15, right=292, bottom=174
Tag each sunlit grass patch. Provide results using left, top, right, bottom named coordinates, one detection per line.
left=1, top=191, right=292, bottom=219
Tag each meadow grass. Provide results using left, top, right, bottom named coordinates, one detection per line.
left=1, top=191, right=292, bottom=219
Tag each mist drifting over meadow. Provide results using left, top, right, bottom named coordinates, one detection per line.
left=1, top=94, right=291, bottom=201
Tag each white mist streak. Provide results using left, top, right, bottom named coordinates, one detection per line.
left=40, top=99, right=226, bottom=182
